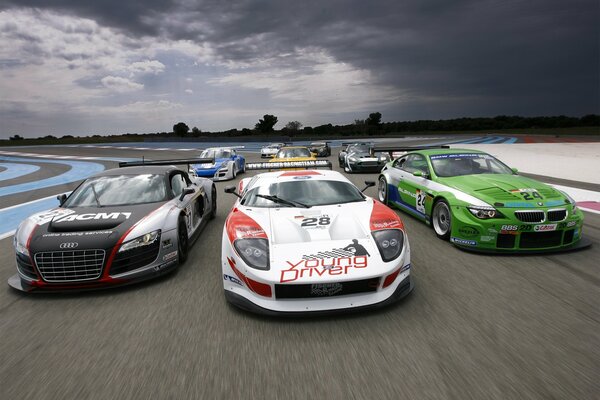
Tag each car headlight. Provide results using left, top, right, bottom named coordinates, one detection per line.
left=234, top=238, right=269, bottom=270
left=348, top=156, right=358, bottom=163
left=467, top=206, right=503, bottom=219
left=118, top=230, right=160, bottom=253
left=559, top=190, right=578, bottom=212
left=372, top=229, right=404, bottom=262
left=14, top=236, right=29, bottom=257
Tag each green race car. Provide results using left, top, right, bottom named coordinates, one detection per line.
left=375, top=147, right=589, bottom=252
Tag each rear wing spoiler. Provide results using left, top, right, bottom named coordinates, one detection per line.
left=371, top=145, right=450, bottom=157
left=119, top=158, right=214, bottom=169
left=246, top=160, right=332, bottom=170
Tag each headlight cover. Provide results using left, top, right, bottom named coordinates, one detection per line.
left=14, top=236, right=29, bottom=257
left=234, top=238, right=269, bottom=270
left=559, top=190, right=578, bottom=212
left=467, top=206, right=503, bottom=219
left=118, top=230, right=160, bottom=253
left=372, top=229, right=404, bottom=262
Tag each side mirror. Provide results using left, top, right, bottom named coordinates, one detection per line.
left=362, top=181, right=376, bottom=192
left=57, top=194, right=67, bottom=206
left=179, top=187, right=195, bottom=201
left=511, top=167, right=519, bottom=174
left=224, top=185, right=241, bottom=198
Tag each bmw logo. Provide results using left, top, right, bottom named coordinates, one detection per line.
left=537, top=202, right=543, bottom=206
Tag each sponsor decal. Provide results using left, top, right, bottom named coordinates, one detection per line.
left=247, top=160, right=330, bottom=170
left=504, top=202, right=535, bottom=208
left=32, top=208, right=75, bottom=225
left=479, top=235, right=495, bottom=242
left=415, top=189, right=426, bottom=214
left=399, top=187, right=417, bottom=199
left=53, top=212, right=132, bottom=223
left=500, top=224, right=519, bottom=235
left=451, top=237, right=477, bottom=246
left=371, top=220, right=402, bottom=229
left=533, top=224, right=557, bottom=232
left=224, top=274, right=243, bottom=286
left=567, top=220, right=577, bottom=228
left=458, top=226, right=479, bottom=236
left=235, top=227, right=266, bottom=238
left=430, top=153, right=490, bottom=160
left=293, top=176, right=312, bottom=180
left=310, top=283, right=343, bottom=296
left=400, top=263, right=411, bottom=273
left=280, top=255, right=368, bottom=283
left=488, top=228, right=499, bottom=234
left=162, top=251, right=178, bottom=261
left=42, top=230, right=114, bottom=237
left=59, top=242, right=79, bottom=249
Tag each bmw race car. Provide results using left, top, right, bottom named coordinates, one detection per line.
left=189, top=147, right=245, bottom=181
left=221, top=161, right=413, bottom=315
left=308, top=142, right=331, bottom=157
left=376, top=146, right=590, bottom=253
left=339, top=142, right=390, bottom=173
left=9, top=159, right=217, bottom=292
left=260, top=143, right=285, bottom=158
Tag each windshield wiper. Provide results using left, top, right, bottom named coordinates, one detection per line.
left=90, top=183, right=102, bottom=207
left=256, top=194, right=311, bottom=208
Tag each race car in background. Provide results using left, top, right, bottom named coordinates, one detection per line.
left=221, top=161, right=413, bottom=315
left=308, top=141, right=331, bottom=157
left=376, top=146, right=589, bottom=253
left=260, top=143, right=286, bottom=158
left=269, top=146, right=317, bottom=163
left=339, top=142, right=390, bottom=173
left=189, top=147, right=245, bottom=181
left=9, top=159, right=217, bottom=292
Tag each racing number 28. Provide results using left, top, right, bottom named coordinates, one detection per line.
left=301, top=217, right=331, bottom=227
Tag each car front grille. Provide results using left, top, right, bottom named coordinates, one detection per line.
left=110, top=238, right=161, bottom=276
left=514, top=210, right=545, bottom=223
left=547, top=209, right=567, bottom=222
left=519, top=231, right=562, bottom=249
left=275, top=278, right=380, bottom=299
left=34, top=250, right=105, bottom=282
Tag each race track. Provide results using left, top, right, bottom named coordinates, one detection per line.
left=0, top=141, right=598, bottom=399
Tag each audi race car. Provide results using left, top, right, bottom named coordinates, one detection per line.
left=221, top=162, right=413, bottom=315
left=9, top=159, right=217, bottom=292
left=339, top=142, right=390, bottom=173
left=376, top=146, right=590, bottom=253
left=260, top=143, right=285, bottom=158
left=308, top=141, right=331, bottom=157
left=189, top=147, right=246, bottom=181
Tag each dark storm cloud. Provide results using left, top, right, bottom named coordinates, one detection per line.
left=2, top=0, right=598, bottom=117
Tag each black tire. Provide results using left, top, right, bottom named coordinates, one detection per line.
left=338, top=157, right=344, bottom=168
left=209, top=185, right=217, bottom=220
left=177, top=217, right=189, bottom=264
left=232, top=163, right=237, bottom=179
left=432, top=199, right=452, bottom=240
left=241, top=162, right=246, bottom=174
left=378, top=176, right=389, bottom=204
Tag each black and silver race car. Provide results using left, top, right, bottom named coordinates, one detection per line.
left=339, top=142, right=390, bottom=173
left=308, top=141, right=331, bottom=157
left=9, top=159, right=216, bottom=292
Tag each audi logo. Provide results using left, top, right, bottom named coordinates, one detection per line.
left=59, top=242, right=79, bottom=249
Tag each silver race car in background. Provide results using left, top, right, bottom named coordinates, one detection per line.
left=339, top=142, right=391, bottom=173
left=260, top=143, right=286, bottom=158
left=9, top=159, right=216, bottom=292
left=221, top=161, right=413, bottom=315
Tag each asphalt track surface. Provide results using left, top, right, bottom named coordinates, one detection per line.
left=1, top=143, right=599, bottom=399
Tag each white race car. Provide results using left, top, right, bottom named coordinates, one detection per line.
left=260, top=143, right=285, bottom=158
left=221, top=164, right=413, bottom=315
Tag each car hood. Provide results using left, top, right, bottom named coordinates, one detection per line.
left=25, top=203, right=166, bottom=253
left=438, top=174, right=567, bottom=207
left=193, top=159, right=227, bottom=170
left=269, top=156, right=316, bottom=162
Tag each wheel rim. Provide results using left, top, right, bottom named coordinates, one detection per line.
left=378, top=178, right=387, bottom=202
left=433, top=202, right=451, bottom=235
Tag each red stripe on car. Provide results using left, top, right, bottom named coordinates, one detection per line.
left=225, top=208, right=267, bottom=243
left=278, top=170, right=322, bottom=177
left=369, top=199, right=404, bottom=231
left=227, top=257, right=272, bottom=297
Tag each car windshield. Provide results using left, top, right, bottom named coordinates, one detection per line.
left=241, top=180, right=365, bottom=208
left=348, top=144, right=370, bottom=153
left=276, top=148, right=312, bottom=158
left=200, top=149, right=231, bottom=159
left=430, top=153, right=513, bottom=177
left=64, top=174, right=168, bottom=207
left=268, top=143, right=282, bottom=148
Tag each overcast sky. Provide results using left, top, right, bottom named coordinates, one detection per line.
left=0, top=0, right=598, bottom=137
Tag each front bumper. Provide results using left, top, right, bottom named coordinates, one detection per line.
left=347, top=161, right=387, bottom=173
left=225, top=276, right=413, bottom=317
left=193, top=166, right=232, bottom=181
left=448, top=206, right=590, bottom=253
